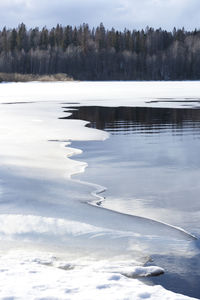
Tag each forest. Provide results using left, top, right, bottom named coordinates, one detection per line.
left=0, top=23, right=200, bottom=80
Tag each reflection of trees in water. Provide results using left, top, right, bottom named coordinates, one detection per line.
left=62, top=106, right=200, bottom=133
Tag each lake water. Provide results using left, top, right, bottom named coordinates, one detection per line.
left=63, top=105, right=200, bottom=299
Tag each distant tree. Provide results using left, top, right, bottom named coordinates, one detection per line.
left=9, top=29, right=17, bottom=51
left=17, top=23, right=28, bottom=51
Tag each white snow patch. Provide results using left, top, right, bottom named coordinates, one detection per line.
left=0, top=250, right=197, bottom=300
left=122, top=266, right=164, bottom=278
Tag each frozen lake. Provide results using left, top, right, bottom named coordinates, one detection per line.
left=0, top=81, right=199, bottom=299
left=67, top=105, right=200, bottom=298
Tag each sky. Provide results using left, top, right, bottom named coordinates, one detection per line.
left=0, top=0, right=200, bottom=31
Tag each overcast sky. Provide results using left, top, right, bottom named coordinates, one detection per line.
left=0, top=0, right=199, bottom=31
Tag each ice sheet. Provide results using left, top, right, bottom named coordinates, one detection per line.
left=1, top=81, right=200, bottom=109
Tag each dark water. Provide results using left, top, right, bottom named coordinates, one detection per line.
left=62, top=105, right=200, bottom=299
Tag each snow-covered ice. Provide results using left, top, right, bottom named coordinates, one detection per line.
left=0, top=250, right=196, bottom=300
left=0, top=81, right=199, bottom=299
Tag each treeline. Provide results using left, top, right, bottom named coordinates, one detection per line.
left=0, top=23, right=200, bottom=80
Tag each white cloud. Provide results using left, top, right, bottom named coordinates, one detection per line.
left=0, top=0, right=200, bottom=30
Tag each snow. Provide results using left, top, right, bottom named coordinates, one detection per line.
left=0, top=251, right=196, bottom=300
left=0, top=81, right=199, bottom=299
left=122, top=265, right=164, bottom=278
